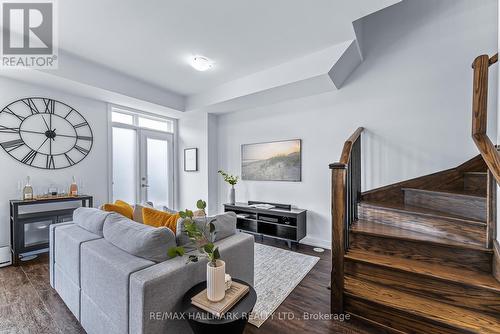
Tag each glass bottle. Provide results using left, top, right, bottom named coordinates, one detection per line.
left=69, top=176, right=78, bottom=196
left=23, top=176, right=33, bottom=201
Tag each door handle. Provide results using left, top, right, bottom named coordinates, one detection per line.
left=141, top=184, right=150, bottom=188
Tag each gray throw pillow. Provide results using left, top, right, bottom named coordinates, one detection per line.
left=103, top=213, right=176, bottom=263
left=73, top=207, right=111, bottom=236
left=162, top=206, right=178, bottom=214
left=176, top=211, right=237, bottom=246
left=133, top=202, right=154, bottom=224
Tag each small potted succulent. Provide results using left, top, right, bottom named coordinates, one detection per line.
left=168, top=200, right=226, bottom=302
left=218, top=170, right=238, bottom=205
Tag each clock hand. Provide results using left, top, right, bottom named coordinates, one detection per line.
left=41, top=115, right=50, bottom=131
left=36, top=137, right=49, bottom=152
left=20, top=129, right=78, bottom=139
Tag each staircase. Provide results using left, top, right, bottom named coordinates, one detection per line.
left=343, top=159, right=500, bottom=333
left=330, top=54, right=500, bottom=333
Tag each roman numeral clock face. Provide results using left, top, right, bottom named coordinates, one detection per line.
left=0, top=98, right=93, bottom=169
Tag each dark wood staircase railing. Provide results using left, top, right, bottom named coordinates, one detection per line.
left=472, top=53, right=499, bottom=249
left=329, top=127, right=363, bottom=313
left=472, top=53, right=500, bottom=184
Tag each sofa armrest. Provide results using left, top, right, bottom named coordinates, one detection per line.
left=129, top=232, right=254, bottom=334
left=49, top=221, right=74, bottom=287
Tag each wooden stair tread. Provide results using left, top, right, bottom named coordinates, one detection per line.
left=402, top=187, right=486, bottom=199
left=351, top=220, right=489, bottom=251
left=344, top=276, right=500, bottom=333
left=345, top=249, right=500, bottom=293
left=359, top=201, right=487, bottom=225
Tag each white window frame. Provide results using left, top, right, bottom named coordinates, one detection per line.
left=107, top=104, right=178, bottom=208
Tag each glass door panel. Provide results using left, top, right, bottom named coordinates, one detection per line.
left=140, top=130, right=174, bottom=208
left=112, top=127, right=137, bottom=203
left=24, top=219, right=53, bottom=247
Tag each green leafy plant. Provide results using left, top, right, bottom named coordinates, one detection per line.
left=167, top=200, right=221, bottom=266
left=218, top=170, right=239, bottom=186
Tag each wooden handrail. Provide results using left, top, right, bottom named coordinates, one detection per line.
left=330, top=127, right=364, bottom=313
left=330, top=127, right=364, bottom=168
left=471, top=54, right=500, bottom=185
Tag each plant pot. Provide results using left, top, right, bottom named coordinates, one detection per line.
left=207, top=260, right=226, bottom=302
left=229, top=187, right=235, bottom=205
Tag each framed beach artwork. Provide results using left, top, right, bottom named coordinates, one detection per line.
left=241, top=139, right=302, bottom=181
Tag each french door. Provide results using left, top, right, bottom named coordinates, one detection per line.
left=112, top=127, right=174, bottom=208
left=139, top=130, right=174, bottom=208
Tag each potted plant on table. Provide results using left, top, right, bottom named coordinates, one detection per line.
left=168, top=200, right=226, bottom=302
left=218, top=170, right=239, bottom=205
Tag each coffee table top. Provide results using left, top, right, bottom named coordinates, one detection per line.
left=181, top=278, right=257, bottom=325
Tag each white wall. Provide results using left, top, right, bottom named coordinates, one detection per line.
left=0, top=77, right=109, bottom=248
left=177, top=111, right=209, bottom=212
left=215, top=0, right=498, bottom=249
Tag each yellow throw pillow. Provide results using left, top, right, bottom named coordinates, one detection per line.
left=103, top=203, right=134, bottom=219
left=142, top=207, right=179, bottom=233
left=114, top=200, right=134, bottom=217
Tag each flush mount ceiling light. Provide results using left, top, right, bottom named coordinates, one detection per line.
left=190, top=56, right=213, bottom=71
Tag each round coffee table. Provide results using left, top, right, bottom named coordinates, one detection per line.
left=181, top=278, right=257, bottom=334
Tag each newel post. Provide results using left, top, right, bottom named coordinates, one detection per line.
left=330, top=163, right=347, bottom=314
left=471, top=55, right=490, bottom=137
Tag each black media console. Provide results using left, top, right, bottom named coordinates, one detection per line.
left=224, top=201, right=306, bottom=248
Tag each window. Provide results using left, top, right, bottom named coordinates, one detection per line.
left=110, top=107, right=175, bottom=208
left=111, top=110, right=174, bottom=132
left=111, top=111, right=133, bottom=125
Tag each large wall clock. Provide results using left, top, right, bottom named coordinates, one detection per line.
left=0, top=97, right=93, bottom=169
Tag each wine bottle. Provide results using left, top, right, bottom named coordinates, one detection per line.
left=69, top=176, right=78, bottom=196
left=23, top=176, right=33, bottom=201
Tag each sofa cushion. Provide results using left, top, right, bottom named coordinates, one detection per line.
left=176, top=211, right=237, bottom=246
left=54, top=263, right=81, bottom=320
left=54, top=224, right=102, bottom=284
left=103, top=213, right=176, bottom=263
left=73, top=207, right=111, bottom=237
left=80, top=238, right=154, bottom=334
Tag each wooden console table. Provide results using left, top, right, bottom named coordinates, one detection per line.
left=224, top=201, right=306, bottom=248
left=10, top=195, right=93, bottom=265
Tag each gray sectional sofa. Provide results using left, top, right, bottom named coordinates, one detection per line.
left=49, top=208, right=254, bottom=334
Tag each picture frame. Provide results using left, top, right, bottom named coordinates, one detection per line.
left=184, top=148, right=198, bottom=172
left=241, top=139, right=302, bottom=181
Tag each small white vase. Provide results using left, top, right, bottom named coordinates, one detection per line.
left=229, top=187, right=235, bottom=205
left=207, top=260, right=226, bottom=302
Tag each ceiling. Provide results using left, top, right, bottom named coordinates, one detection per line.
left=58, top=0, right=400, bottom=96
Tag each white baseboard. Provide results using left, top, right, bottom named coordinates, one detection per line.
left=300, top=236, right=331, bottom=250
left=0, top=246, right=12, bottom=267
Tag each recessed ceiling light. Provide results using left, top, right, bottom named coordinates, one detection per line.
left=190, top=56, right=213, bottom=71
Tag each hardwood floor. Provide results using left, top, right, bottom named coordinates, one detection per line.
left=0, top=237, right=383, bottom=334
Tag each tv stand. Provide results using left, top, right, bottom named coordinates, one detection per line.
left=223, top=202, right=306, bottom=249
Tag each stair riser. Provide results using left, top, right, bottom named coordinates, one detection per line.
left=404, top=190, right=486, bottom=221
left=463, top=174, right=487, bottom=194
left=345, top=296, right=474, bottom=334
left=349, top=233, right=492, bottom=273
left=345, top=261, right=500, bottom=317
left=359, top=204, right=486, bottom=246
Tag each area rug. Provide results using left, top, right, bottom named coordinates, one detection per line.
left=249, top=243, right=320, bottom=327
